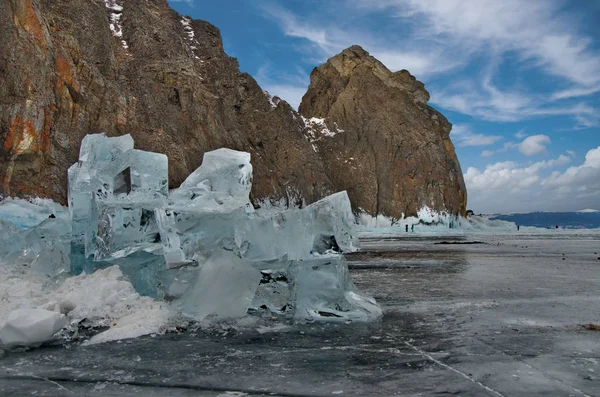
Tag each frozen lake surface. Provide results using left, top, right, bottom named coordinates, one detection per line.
left=1, top=231, right=599, bottom=396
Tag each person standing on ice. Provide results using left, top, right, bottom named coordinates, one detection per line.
left=411, top=224, right=414, bottom=232
left=405, top=224, right=408, bottom=233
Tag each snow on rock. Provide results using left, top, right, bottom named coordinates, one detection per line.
left=180, top=17, right=201, bottom=60
left=302, top=116, right=344, bottom=142
left=0, top=309, right=66, bottom=347
left=104, top=0, right=128, bottom=50
left=264, top=91, right=281, bottom=108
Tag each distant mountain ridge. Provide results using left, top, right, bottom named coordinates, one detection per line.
left=0, top=0, right=466, bottom=218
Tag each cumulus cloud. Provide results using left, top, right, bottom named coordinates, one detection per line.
left=542, top=147, right=600, bottom=189
left=464, top=148, right=600, bottom=212
left=518, top=134, right=551, bottom=156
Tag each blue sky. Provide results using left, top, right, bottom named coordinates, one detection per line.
left=168, top=0, right=600, bottom=213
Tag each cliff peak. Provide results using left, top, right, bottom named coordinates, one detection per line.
left=298, top=47, right=466, bottom=217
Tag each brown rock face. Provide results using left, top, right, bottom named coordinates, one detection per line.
left=0, top=0, right=332, bottom=206
left=299, top=46, right=467, bottom=217
left=0, top=2, right=465, bottom=217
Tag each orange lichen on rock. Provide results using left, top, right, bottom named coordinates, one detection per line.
left=10, top=0, right=47, bottom=52
left=55, top=56, right=79, bottom=91
left=40, top=107, right=52, bottom=152
left=4, top=115, right=39, bottom=155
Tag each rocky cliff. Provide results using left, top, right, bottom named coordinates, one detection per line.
left=300, top=46, right=467, bottom=217
left=0, top=0, right=466, bottom=217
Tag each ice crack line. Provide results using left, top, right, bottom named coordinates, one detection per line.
left=3, top=368, right=75, bottom=395
left=476, top=338, right=593, bottom=397
left=403, top=341, right=505, bottom=397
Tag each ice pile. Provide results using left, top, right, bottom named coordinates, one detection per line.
left=0, top=133, right=380, bottom=346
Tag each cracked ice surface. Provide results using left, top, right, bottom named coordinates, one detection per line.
left=0, top=133, right=381, bottom=346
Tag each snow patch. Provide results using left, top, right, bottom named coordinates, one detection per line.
left=104, top=0, right=128, bottom=50
left=302, top=116, right=344, bottom=144
left=181, top=17, right=201, bottom=60
left=264, top=91, right=281, bottom=109
left=0, top=260, right=173, bottom=345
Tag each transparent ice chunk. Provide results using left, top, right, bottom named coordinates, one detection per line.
left=175, top=250, right=261, bottom=321
left=305, top=191, right=358, bottom=253
left=248, top=256, right=293, bottom=315
left=62, top=136, right=381, bottom=325
left=156, top=208, right=247, bottom=264
left=170, top=148, right=253, bottom=213
left=235, top=192, right=358, bottom=261
left=29, top=244, right=70, bottom=278
left=290, top=256, right=382, bottom=322
left=154, top=208, right=187, bottom=266
left=94, top=200, right=162, bottom=261
left=67, top=134, right=170, bottom=267
left=129, top=150, right=169, bottom=198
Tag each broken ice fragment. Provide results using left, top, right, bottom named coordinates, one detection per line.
left=291, top=256, right=382, bottom=322
left=67, top=134, right=169, bottom=267
left=128, top=150, right=169, bottom=198
left=0, top=309, right=67, bottom=347
left=174, top=250, right=261, bottom=321
left=235, top=191, right=358, bottom=261
left=94, top=200, right=162, bottom=261
left=170, top=148, right=253, bottom=212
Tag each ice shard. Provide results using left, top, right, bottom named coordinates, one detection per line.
left=170, top=148, right=253, bottom=213
left=291, top=256, right=382, bottom=322
left=173, top=250, right=262, bottom=321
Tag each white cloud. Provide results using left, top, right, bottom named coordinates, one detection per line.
left=450, top=124, right=502, bottom=147
left=464, top=148, right=600, bottom=212
left=518, top=134, right=551, bottom=156
left=543, top=147, right=600, bottom=188
left=369, top=0, right=600, bottom=88
left=430, top=74, right=598, bottom=125
left=480, top=150, right=494, bottom=157
left=514, top=130, right=527, bottom=139
left=351, top=0, right=600, bottom=127
left=551, top=85, right=600, bottom=100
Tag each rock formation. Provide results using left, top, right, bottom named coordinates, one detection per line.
left=300, top=46, right=467, bottom=217
left=0, top=0, right=466, bottom=218
left=0, top=0, right=332, bottom=206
